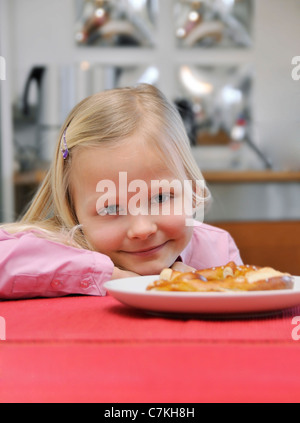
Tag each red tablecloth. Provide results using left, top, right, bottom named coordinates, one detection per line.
left=1, top=294, right=300, bottom=403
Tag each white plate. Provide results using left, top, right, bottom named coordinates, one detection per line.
left=104, top=275, right=300, bottom=318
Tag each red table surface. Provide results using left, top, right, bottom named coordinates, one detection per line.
left=1, top=294, right=300, bottom=403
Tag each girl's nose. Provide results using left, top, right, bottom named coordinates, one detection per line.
left=127, top=215, right=158, bottom=240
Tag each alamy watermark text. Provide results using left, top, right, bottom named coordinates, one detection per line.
left=291, top=316, right=300, bottom=340
left=95, top=173, right=205, bottom=226
left=0, top=56, right=6, bottom=81
left=0, top=316, right=6, bottom=340
left=291, top=56, right=300, bottom=80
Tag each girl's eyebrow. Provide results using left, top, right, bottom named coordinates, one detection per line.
left=85, top=174, right=180, bottom=205
left=83, top=193, right=116, bottom=210
left=149, top=163, right=173, bottom=175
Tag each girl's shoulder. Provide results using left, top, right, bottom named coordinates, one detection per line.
left=0, top=227, right=18, bottom=240
left=192, top=221, right=231, bottom=237
left=181, top=220, right=242, bottom=268
left=0, top=227, right=41, bottom=241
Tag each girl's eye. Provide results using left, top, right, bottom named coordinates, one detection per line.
left=97, top=205, right=122, bottom=216
left=151, top=193, right=172, bottom=204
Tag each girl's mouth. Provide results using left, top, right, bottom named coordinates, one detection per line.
left=124, top=241, right=168, bottom=257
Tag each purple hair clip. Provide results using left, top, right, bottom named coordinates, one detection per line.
left=61, top=128, right=69, bottom=160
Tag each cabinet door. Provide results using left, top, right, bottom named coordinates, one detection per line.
left=0, top=0, right=14, bottom=222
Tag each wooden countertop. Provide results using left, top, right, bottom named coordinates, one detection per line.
left=14, top=169, right=47, bottom=186
left=202, top=170, right=300, bottom=183
left=14, top=169, right=300, bottom=186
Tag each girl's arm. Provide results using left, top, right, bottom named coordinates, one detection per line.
left=0, top=229, right=116, bottom=300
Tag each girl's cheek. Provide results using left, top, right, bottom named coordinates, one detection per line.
left=160, top=213, right=187, bottom=231
left=91, top=222, right=125, bottom=249
left=162, top=214, right=193, bottom=245
left=88, top=226, right=109, bottom=242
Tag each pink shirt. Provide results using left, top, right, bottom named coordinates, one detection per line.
left=0, top=222, right=242, bottom=300
left=179, top=221, right=243, bottom=269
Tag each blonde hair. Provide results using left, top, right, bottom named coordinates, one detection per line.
left=2, top=84, right=210, bottom=249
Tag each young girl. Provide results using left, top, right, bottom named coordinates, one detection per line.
left=0, top=84, right=242, bottom=299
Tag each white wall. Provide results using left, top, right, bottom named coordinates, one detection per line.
left=0, top=0, right=14, bottom=221
left=10, top=0, right=75, bottom=102
left=253, top=0, right=300, bottom=170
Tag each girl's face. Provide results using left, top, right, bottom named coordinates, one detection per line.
left=70, top=133, right=193, bottom=275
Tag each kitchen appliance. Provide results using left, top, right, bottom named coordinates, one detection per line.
left=22, top=64, right=92, bottom=162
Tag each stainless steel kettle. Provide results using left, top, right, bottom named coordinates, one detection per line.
left=22, top=64, right=92, bottom=162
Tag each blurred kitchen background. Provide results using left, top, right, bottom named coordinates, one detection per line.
left=0, top=0, right=300, bottom=225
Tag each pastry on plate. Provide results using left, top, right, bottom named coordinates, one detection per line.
left=146, top=261, right=294, bottom=292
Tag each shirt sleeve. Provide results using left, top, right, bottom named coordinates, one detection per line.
left=0, top=229, right=114, bottom=300
left=180, top=222, right=243, bottom=269
left=227, top=231, right=243, bottom=265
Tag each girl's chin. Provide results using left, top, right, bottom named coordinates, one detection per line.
left=139, top=269, right=160, bottom=276
left=127, top=261, right=173, bottom=276
left=115, top=251, right=178, bottom=275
